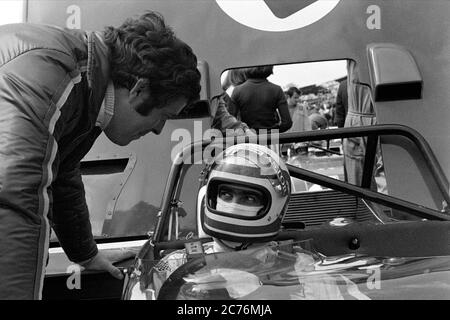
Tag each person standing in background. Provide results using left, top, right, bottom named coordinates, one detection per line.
left=283, top=87, right=311, bottom=157
left=231, top=66, right=292, bottom=134
left=285, top=87, right=311, bottom=133
left=335, top=78, right=348, bottom=128
left=309, top=105, right=328, bottom=130
left=211, top=68, right=252, bottom=135
left=286, top=87, right=301, bottom=120
left=343, top=61, right=386, bottom=193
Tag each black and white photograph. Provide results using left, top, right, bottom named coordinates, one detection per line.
left=0, top=0, right=449, bottom=307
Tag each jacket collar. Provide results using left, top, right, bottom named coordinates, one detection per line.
left=68, top=30, right=111, bottom=127
left=95, top=80, right=115, bottom=130
left=246, top=78, right=268, bottom=84
left=86, top=32, right=111, bottom=118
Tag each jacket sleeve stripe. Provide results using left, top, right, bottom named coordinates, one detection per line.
left=44, top=75, right=80, bottom=215
left=36, top=74, right=79, bottom=299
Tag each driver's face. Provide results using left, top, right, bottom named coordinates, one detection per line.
left=217, top=184, right=264, bottom=207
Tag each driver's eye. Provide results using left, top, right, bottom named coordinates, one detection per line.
left=240, top=193, right=262, bottom=206
left=219, top=190, right=233, bottom=202
left=246, top=196, right=256, bottom=203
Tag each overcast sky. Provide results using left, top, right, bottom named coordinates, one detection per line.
left=0, top=1, right=24, bottom=25
left=269, top=60, right=348, bottom=90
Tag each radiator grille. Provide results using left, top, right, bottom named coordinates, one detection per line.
left=283, top=190, right=375, bottom=227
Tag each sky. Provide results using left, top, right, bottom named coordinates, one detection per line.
left=269, top=60, right=348, bottom=90
left=0, top=0, right=24, bottom=25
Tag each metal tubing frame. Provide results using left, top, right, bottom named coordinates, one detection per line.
left=153, top=124, right=450, bottom=246
left=361, top=134, right=379, bottom=189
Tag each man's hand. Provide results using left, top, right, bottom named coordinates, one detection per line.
left=233, top=127, right=256, bottom=137
left=244, top=128, right=257, bottom=137
left=79, top=249, right=138, bottom=280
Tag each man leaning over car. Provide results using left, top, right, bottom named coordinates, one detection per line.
left=0, top=11, right=201, bottom=299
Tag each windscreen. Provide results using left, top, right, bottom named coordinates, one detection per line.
left=124, top=239, right=450, bottom=300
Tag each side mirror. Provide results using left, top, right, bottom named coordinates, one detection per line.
left=367, top=43, right=423, bottom=102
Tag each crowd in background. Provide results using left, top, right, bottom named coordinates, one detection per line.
left=211, top=66, right=292, bottom=135
left=211, top=65, right=348, bottom=136
left=284, top=77, right=348, bottom=132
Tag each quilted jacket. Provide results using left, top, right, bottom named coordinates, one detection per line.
left=0, top=23, right=110, bottom=262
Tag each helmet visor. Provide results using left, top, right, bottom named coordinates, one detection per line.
left=207, top=179, right=271, bottom=220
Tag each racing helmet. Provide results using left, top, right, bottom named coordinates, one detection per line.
left=201, top=143, right=291, bottom=243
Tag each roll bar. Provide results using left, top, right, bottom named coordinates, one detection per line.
left=153, top=124, right=450, bottom=243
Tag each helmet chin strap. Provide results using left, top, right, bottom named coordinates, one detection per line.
left=216, top=238, right=251, bottom=251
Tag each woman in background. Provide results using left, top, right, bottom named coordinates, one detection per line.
left=231, top=65, right=292, bottom=133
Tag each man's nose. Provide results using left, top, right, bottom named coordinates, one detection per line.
left=230, top=196, right=240, bottom=204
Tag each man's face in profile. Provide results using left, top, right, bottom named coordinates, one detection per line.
left=104, top=83, right=187, bottom=146
left=287, top=92, right=300, bottom=107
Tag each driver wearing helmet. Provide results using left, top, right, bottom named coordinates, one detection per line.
left=200, top=142, right=291, bottom=250
left=149, top=143, right=292, bottom=298
left=146, top=144, right=357, bottom=300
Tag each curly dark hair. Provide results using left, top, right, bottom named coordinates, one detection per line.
left=244, top=65, right=273, bottom=79
left=221, top=68, right=247, bottom=90
left=104, top=11, right=201, bottom=114
left=286, top=86, right=301, bottom=98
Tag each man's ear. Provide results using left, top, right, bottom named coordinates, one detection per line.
left=130, top=78, right=150, bottom=97
left=130, top=78, right=151, bottom=113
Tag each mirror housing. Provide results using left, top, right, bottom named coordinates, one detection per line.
left=367, top=43, right=423, bottom=102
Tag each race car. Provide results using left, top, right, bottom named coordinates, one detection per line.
left=30, top=0, right=450, bottom=300
left=122, top=126, right=450, bottom=300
